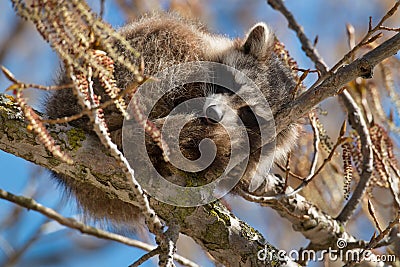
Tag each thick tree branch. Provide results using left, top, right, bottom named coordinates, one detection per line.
left=275, top=32, right=400, bottom=134
left=0, top=93, right=368, bottom=265
left=0, top=94, right=296, bottom=267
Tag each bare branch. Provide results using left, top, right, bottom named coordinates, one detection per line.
left=379, top=26, right=400, bottom=32
left=129, top=247, right=161, bottom=267
left=0, top=187, right=199, bottom=267
left=275, top=32, right=400, bottom=134
left=330, top=0, right=400, bottom=74
left=236, top=181, right=361, bottom=251
left=267, top=0, right=400, bottom=136
left=366, top=212, right=400, bottom=253
left=266, top=0, right=328, bottom=74
left=367, top=199, right=383, bottom=233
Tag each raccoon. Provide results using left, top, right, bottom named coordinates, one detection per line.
left=46, top=13, right=298, bottom=228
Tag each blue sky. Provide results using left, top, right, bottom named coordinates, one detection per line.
left=0, top=0, right=398, bottom=266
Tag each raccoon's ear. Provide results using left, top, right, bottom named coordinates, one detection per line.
left=242, top=23, right=274, bottom=59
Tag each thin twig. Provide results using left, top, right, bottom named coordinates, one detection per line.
left=330, top=1, right=400, bottom=74
left=276, top=163, right=304, bottom=181
left=1, top=66, right=74, bottom=91
left=129, top=247, right=161, bottom=267
left=99, top=0, right=105, bottom=17
left=367, top=199, right=383, bottom=233
left=0, top=188, right=146, bottom=246
left=379, top=26, right=400, bottom=32
left=367, top=212, right=400, bottom=250
left=267, top=0, right=328, bottom=74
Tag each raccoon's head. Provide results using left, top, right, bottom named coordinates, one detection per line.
left=123, top=22, right=299, bottom=200
left=203, top=23, right=298, bottom=162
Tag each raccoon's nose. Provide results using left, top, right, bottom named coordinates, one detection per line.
left=205, top=105, right=223, bottom=123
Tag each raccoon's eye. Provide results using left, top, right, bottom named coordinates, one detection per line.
left=238, top=106, right=260, bottom=127
left=205, top=104, right=223, bottom=123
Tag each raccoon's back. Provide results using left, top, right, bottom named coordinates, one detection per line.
left=46, top=13, right=210, bottom=129
left=115, top=13, right=207, bottom=87
left=44, top=14, right=215, bottom=228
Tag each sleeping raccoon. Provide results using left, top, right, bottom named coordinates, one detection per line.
left=46, top=13, right=299, bottom=228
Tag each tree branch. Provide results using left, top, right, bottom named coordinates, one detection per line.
left=237, top=177, right=362, bottom=252
left=0, top=94, right=295, bottom=267
left=266, top=0, right=384, bottom=226
left=275, top=32, right=400, bottom=134
left=266, top=0, right=329, bottom=74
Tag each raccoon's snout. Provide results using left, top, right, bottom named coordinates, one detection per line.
left=205, top=104, right=224, bottom=123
